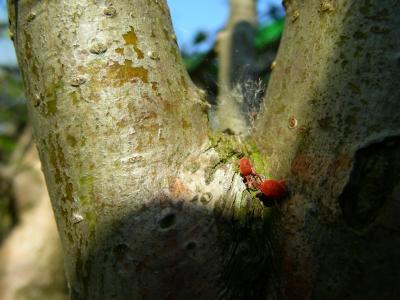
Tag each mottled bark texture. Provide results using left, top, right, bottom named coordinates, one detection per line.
left=0, top=131, right=68, bottom=300
left=255, top=0, right=400, bottom=299
left=216, top=0, right=258, bottom=134
left=8, top=0, right=271, bottom=299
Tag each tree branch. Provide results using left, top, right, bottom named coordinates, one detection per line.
left=11, top=1, right=274, bottom=298
left=254, top=1, right=400, bottom=298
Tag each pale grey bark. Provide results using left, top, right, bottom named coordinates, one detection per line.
left=255, top=0, right=400, bottom=299
left=216, top=0, right=258, bottom=134
left=8, top=0, right=270, bottom=299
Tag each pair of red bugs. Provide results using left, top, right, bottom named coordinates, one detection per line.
left=239, top=157, right=287, bottom=203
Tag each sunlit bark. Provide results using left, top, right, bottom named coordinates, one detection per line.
left=8, top=0, right=270, bottom=298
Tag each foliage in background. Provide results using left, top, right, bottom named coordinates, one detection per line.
left=254, top=18, right=284, bottom=49
left=0, top=69, right=26, bottom=161
left=0, top=68, right=23, bottom=242
left=182, top=15, right=284, bottom=107
left=183, top=17, right=284, bottom=72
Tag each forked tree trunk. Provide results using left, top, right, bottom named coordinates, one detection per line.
left=8, top=0, right=400, bottom=299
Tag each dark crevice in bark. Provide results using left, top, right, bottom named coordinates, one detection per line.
left=340, top=135, right=400, bottom=230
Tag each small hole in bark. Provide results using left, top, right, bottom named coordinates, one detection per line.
left=32, top=94, right=41, bottom=107
left=147, top=51, right=159, bottom=60
left=191, top=195, right=199, bottom=202
left=90, top=41, right=107, bottom=54
left=159, top=213, right=176, bottom=229
left=27, top=12, right=36, bottom=22
left=70, top=75, right=87, bottom=87
left=104, top=6, right=117, bottom=17
left=200, top=192, right=212, bottom=204
left=292, top=10, right=300, bottom=22
left=113, top=244, right=129, bottom=259
left=288, top=116, right=298, bottom=129
left=72, top=212, right=84, bottom=224
left=185, top=241, right=197, bottom=250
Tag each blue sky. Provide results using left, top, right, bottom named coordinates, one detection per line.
left=0, top=0, right=284, bottom=67
left=167, top=0, right=284, bottom=52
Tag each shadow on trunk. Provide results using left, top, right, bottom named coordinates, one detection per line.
left=71, top=195, right=277, bottom=300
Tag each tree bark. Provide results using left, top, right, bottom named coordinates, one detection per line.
left=9, top=1, right=271, bottom=299
left=255, top=0, right=400, bottom=299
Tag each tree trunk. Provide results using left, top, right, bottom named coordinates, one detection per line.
left=8, top=1, right=271, bottom=299
left=255, top=0, right=400, bottom=299
left=216, top=0, right=259, bottom=134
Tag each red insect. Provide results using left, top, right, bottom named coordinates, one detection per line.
left=239, top=157, right=256, bottom=176
left=239, top=157, right=262, bottom=190
left=239, top=157, right=288, bottom=204
left=258, top=179, right=287, bottom=200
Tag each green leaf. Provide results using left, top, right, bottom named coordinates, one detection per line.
left=254, top=18, right=285, bottom=49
